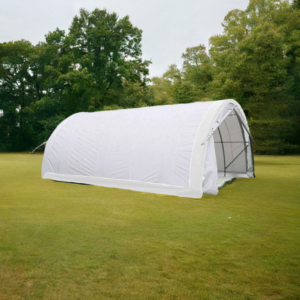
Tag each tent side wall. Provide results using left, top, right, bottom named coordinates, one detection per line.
left=42, top=102, right=215, bottom=198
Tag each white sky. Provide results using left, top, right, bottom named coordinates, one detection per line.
left=0, top=0, right=249, bottom=77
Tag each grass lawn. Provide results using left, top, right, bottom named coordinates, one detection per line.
left=0, top=153, right=299, bottom=300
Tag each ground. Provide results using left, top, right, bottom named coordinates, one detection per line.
left=0, top=153, right=299, bottom=300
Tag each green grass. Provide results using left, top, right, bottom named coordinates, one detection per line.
left=0, top=153, right=299, bottom=300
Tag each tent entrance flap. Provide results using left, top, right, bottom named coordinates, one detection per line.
left=223, top=142, right=250, bottom=172
left=213, top=110, right=254, bottom=181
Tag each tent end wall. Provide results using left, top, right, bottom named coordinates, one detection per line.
left=198, top=100, right=255, bottom=195
left=190, top=100, right=246, bottom=190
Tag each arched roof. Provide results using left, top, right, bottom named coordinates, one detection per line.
left=42, top=99, right=250, bottom=198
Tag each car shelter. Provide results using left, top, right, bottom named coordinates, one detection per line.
left=42, top=99, right=255, bottom=198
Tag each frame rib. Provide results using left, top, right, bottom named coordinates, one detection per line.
left=217, top=127, right=226, bottom=177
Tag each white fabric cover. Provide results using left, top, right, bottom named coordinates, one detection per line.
left=42, top=99, right=254, bottom=198
left=202, top=136, right=218, bottom=195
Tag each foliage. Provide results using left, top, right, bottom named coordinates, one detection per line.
left=0, top=40, right=36, bottom=150
left=66, top=8, right=151, bottom=110
left=0, top=9, right=151, bottom=151
left=151, top=46, right=214, bottom=104
left=207, top=0, right=300, bottom=153
left=151, top=0, right=300, bottom=154
left=150, top=76, right=174, bottom=105
left=1, top=2, right=300, bottom=154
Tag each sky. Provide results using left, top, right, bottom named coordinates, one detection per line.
left=0, top=0, right=249, bottom=78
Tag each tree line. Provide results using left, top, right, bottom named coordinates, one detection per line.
left=0, top=9, right=153, bottom=151
left=0, top=0, right=299, bottom=154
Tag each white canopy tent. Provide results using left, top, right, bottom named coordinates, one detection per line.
left=42, top=99, right=255, bottom=198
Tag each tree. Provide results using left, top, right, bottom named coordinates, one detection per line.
left=292, top=0, right=300, bottom=9
left=208, top=0, right=300, bottom=153
left=152, top=0, right=300, bottom=153
left=65, top=8, right=151, bottom=110
left=150, top=76, right=174, bottom=105
left=153, top=46, right=213, bottom=104
left=0, top=40, right=37, bottom=150
left=179, top=45, right=213, bottom=102
left=0, top=8, right=152, bottom=150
